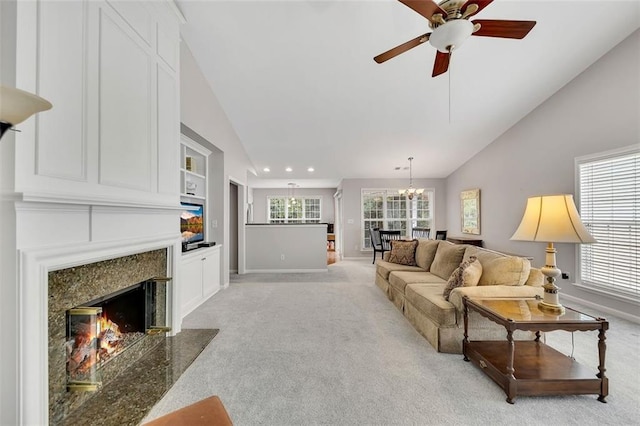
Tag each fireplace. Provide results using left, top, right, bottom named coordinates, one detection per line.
left=66, top=278, right=170, bottom=392
left=48, top=248, right=172, bottom=424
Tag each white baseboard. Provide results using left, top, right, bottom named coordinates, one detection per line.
left=561, top=293, right=640, bottom=324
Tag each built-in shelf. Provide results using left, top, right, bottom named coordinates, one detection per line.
left=182, top=169, right=206, bottom=180
left=180, top=138, right=210, bottom=200
left=181, top=194, right=206, bottom=201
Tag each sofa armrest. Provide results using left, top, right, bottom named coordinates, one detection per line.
left=383, top=251, right=390, bottom=261
left=448, top=285, right=544, bottom=314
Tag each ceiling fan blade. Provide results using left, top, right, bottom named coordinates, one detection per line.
left=374, top=33, right=431, bottom=64
left=399, top=0, right=448, bottom=24
left=432, top=51, right=450, bottom=77
left=471, top=19, right=537, bottom=39
left=461, top=0, right=494, bottom=19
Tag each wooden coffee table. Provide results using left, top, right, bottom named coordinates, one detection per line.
left=462, top=297, right=608, bottom=404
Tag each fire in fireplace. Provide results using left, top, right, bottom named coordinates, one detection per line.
left=66, top=278, right=170, bottom=391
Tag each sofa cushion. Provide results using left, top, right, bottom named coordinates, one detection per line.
left=388, top=239, right=419, bottom=266
left=388, top=271, right=446, bottom=294
left=405, top=284, right=457, bottom=327
left=415, top=240, right=440, bottom=271
left=429, top=242, right=467, bottom=280
left=375, top=260, right=424, bottom=280
left=442, top=256, right=482, bottom=301
left=464, top=247, right=531, bottom=286
left=479, top=256, right=531, bottom=286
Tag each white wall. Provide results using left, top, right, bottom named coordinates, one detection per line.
left=340, top=177, right=447, bottom=258
left=445, top=30, right=640, bottom=318
left=251, top=187, right=337, bottom=224
left=180, top=43, right=255, bottom=184
left=245, top=224, right=327, bottom=272
left=180, top=43, right=255, bottom=284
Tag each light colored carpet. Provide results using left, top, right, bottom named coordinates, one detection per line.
left=143, top=259, right=640, bottom=425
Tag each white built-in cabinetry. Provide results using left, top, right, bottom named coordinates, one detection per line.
left=180, top=245, right=221, bottom=317
left=179, top=135, right=221, bottom=316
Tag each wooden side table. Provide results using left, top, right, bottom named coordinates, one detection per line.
left=463, top=297, right=608, bottom=404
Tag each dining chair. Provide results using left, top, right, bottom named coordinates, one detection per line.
left=435, top=230, right=448, bottom=240
left=379, top=230, right=402, bottom=253
left=369, top=228, right=384, bottom=264
left=411, top=227, right=431, bottom=239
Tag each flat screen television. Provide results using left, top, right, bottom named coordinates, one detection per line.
left=180, top=201, right=204, bottom=244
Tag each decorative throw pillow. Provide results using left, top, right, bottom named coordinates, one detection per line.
left=388, top=239, right=419, bottom=266
left=443, top=256, right=479, bottom=301
left=462, top=258, right=483, bottom=287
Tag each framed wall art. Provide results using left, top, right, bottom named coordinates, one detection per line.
left=461, top=189, right=480, bottom=235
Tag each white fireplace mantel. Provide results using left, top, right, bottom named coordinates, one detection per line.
left=18, top=235, right=180, bottom=425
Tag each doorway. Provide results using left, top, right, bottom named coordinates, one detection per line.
left=229, top=182, right=239, bottom=273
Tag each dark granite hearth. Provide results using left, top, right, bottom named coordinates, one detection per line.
left=61, top=329, right=218, bottom=426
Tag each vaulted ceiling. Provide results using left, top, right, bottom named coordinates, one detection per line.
left=177, top=0, right=640, bottom=188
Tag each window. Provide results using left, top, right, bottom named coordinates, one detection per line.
left=362, top=189, right=434, bottom=249
left=577, top=147, right=639, bottom=301
left=268, top=196, right=321, bottom=223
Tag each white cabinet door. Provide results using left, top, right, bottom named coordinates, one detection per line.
left=179, top=246, right=221, bottom=318
left=180, top=254, right=203, bottom=316
left=202, top=247, right=221, bottom=297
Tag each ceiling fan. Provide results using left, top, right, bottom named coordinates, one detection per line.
left=374, top=0, right=536, bottom=77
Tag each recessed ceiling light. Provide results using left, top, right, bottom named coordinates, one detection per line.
left=307, top=167, right=314, bottom=172
left=285, top=167, right=292, bottom=172
left=263, top=167, right=270, bottom=172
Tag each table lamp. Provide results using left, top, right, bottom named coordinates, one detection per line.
left=0, top=85, right=52, bottom=139
left=511, top=194, right=596, bottom=314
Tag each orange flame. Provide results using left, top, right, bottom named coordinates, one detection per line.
left=98, top=314, right=122, bottom=355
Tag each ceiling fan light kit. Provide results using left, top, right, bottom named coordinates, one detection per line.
left=374, top=0, right=536, bottom=77
left=429, top=18, right=474, bottom=52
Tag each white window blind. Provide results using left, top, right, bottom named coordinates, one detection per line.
left=577, top=148, right=639, bottom=300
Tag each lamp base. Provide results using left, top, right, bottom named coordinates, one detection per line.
left=538, top=300, right=565, bottom=315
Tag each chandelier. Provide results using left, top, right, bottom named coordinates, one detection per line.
left=287, top=182, right=297, bottom=205
left=399, top=157, right=424, bottom=200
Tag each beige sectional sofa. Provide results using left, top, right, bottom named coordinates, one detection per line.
left=375, top=239, right=544, bottom=353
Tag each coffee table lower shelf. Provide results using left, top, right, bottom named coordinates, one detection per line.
left=464, top=340, right=605, bottom=403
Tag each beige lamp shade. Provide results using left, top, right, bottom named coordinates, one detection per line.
left=511, top=194, right=596, bottom=243
left=0, top=85, right=52, bottom=125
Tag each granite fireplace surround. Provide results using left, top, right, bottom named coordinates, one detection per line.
left=48, top=249, right=167, bottom=424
